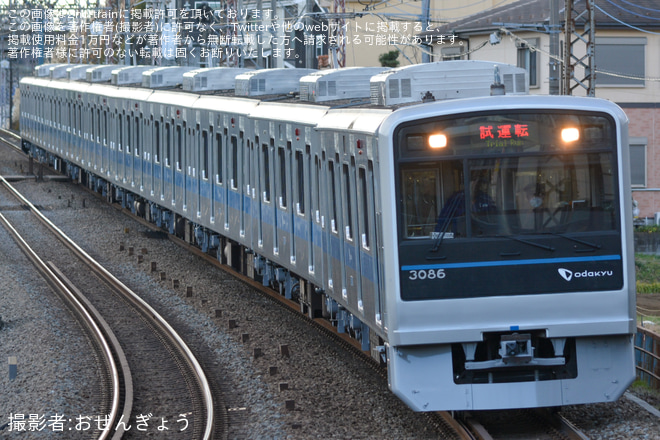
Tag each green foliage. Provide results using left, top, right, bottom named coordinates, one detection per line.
left=635, top=254, right=660, bottom=287
left=637, top=281, right=660, bottom=294
left=635, top=225, right=660, bottom=233
left=379, top=50, right=400, bottom=67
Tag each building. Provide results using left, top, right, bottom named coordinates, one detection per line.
left=420, top=0, right=660, bottom=220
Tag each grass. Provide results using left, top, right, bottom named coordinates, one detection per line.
left=635, top=253, right=660, bottom=294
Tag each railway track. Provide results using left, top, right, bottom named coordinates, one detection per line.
left=0, top=173, right=216, bottom=439
left=462, top=408, right=588, bottom=440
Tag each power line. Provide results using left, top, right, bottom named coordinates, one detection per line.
left=594, top=4, right=660, bottom=35
left=601, top=0, right=660, bottom=21
left=617, top=0, right=660, bottom=13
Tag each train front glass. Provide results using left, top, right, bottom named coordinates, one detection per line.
left=395, top=110, right=623, bottom=301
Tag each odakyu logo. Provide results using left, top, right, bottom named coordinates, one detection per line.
left=558, top=268, right=613, bottom=281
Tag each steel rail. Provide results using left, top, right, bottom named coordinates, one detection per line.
left=0, top=210, right=123, bottom=440
left=0, top=174, right=216, bottom=439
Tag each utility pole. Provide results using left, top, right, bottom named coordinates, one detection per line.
left=563, top=0, right=595, bottom=96
left=305, top=0, right=314, bottom=68
left=421, top=0, right=430, bottom=63
left=549, top=0, right=560, bottom=95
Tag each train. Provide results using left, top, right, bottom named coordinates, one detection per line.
left=19, top=60, right=636, bottom=411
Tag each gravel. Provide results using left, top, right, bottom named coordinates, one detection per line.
left=1, top=174, right=659, bottom=439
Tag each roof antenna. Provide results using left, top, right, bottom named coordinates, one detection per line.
left=490, top=65, right=506, bottom=96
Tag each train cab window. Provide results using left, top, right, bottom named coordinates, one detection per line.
left=401, top=160, right=464, bottom=239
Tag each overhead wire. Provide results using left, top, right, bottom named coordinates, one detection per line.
left=594, top=4, right=660, bottom=35
left=601, top=0, right=660, bottom=21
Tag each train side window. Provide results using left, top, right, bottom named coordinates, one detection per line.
left=343, top=161, right=353, bottom=241
left=176, top=125, right=182, bottom=170
left=262, top=142, right=270, bottom=202
left=118, top=116, right=123, bottom=151
left=215, top=132, right=223, bottom=184
left=164, top=122, right=171, bottom=166
left=103, top=110, right=108, bottom=145
left=314, top=155, right=321, bottom=225
left=359, top=166, right=370, bottom=249
left=295, top=150, right=305, bottom=215
left=96, top=108, right=101, bottom=141
left=202, top=130, right=209, bottom=180
left=126, top=115, right=132, bottom=154
left=135, top=117, right=141, bottom=156
left=154, top=121, right=161, bottom=163
left=328, top=160, right=338, bottom=233
left=231, top=135, right=238, bottom=190
left=278, top=146, right=287, bottom=209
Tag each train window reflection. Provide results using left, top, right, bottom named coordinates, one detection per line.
left=401, top=153, right=616, bottom=239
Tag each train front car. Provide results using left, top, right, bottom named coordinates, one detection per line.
left=378, top=95, right=636, bottom=411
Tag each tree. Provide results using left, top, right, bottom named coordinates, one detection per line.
left=379, top=50, right=400, bottom=68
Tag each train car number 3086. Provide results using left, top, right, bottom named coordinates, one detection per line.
left=407, top=269, right=446, bottom=280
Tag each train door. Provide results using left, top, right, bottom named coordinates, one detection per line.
left=260, top=138, right=274, bottom=255
left=125, top=113, right=132, bottom=185
left=274, top=142, right=288, bottom=260
left=137, top=116, right=147, bottom=194
left=358, top=159, right=378, bottom=322
left=174, top=122, right=183, bottom=208
left=241, top=131, right=251, bottom=240
left=94, top=105, right=100, bottom=170
left=143, top=116, right=153, bottom=197
left=214, top=128, right=226, bottom=230
left=115, top=112, right=122, bottom=182
left=103, top=108, right=110, bottom=177
left=326, top=154, right=342, bottom=295
left=200, top=128, right=209, bottom=221
left=252, top=136, right=262, bottom=248
left=153, top=118, right=163, bottom=200
left=174, top=122, right=184, bottom=210
left=311, top=153, right=324, bottom=284
left=293, top=145, right=313, bottom=277
left=341, top=155, right=360, bottom=306
left=163, top=120, right=172, bottom=204
left=192, top=124, right=201, bottom=219
left=185, top=124, right=195, bottom=213
left=108, top=110, right=115, bottom=180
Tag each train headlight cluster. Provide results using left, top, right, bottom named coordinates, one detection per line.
left=428, top=133, right=447, bottom=149
left=561, top=127, right=580, bottom=143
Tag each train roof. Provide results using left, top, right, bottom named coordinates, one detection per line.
left=248, top=100, right=330, bottom=125
left=316, top=107, right=392, bottom=134
left=194, top=94, right=259, bottom=116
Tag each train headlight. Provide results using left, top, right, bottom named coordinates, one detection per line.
left=428, top=133, right=447, bottom=149
left=561, top=127, right=580, bottom=143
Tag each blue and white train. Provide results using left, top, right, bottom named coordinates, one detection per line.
left=20, top=60, right=636, bottom=411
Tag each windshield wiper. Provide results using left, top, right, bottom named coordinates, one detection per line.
left=497, top=235, right=555, bottom=252
left=547, top=232, right=601, bottom=252
left=429, top=191, right=464, bottom=255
